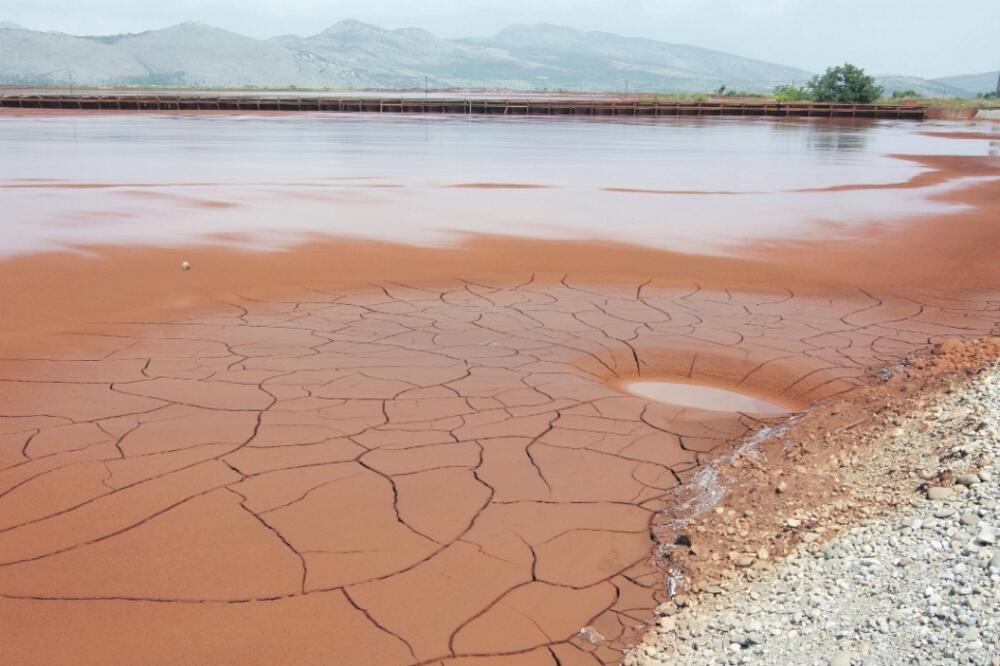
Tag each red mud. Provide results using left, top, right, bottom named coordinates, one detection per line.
left=602, top=188, right=753, bottom=195
left=919, top=130, right=1000, bottom=141
left=447, top=183, right=555, bottom=190
left=0, top=143, right=997, bottom=665
left=791, top=154, right=999, bottom=192
left=654, top=335, right=1000, bottom=606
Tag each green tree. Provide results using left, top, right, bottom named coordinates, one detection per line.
left=807, top=64, right=883, bottom=103
left=773, top=84, right=813, bottom=101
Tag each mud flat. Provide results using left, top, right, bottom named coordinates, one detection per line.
left=0, top=119, right=997, bottom=664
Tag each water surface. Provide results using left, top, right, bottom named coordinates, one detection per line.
left=624, top=380, right=794, bottom=414
left=0, top=113, right=989, bottom=257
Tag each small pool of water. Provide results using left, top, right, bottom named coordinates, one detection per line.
left=623, top=380, right=794, bottom=414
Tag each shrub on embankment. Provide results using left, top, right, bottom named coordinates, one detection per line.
left=771, top=64, right=884, bottom=104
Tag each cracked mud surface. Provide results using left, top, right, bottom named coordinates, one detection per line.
left=2, top=276, right=998, bottom=665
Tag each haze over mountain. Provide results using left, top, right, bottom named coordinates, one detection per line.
left=930, top=72, right=998, bottom=96
left=0, top=19, right=990, bottom=96
left=873, top=76, right=972, bottom=99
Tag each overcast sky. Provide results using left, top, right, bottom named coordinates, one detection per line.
left=2, top=0, right=997, bottom=78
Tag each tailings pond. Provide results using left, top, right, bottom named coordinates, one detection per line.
left=0, top=112, right=997, bottom=665
left=0, top=112, right=993, bottom=257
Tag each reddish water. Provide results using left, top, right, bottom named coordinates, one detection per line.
left=0, top=112, right=992, bottom=257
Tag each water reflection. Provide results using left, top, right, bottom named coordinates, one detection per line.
left=622, top=380, right=794, bottom=414
left=805, top=125, right=869, bottom=153
left=0, top=113, right=989, bottom=258
left=768, top=119, right=870, bottom=154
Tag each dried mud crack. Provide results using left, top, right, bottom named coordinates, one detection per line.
left=0, top=278, right=998, bottom=665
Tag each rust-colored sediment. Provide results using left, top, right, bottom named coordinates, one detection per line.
left=0, top=152, right=997, bottom=665
left=447, top=183, right=555, bottom=189
left=654, top=335, right=1000, bottom=605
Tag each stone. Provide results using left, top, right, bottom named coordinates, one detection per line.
left=927, top=487, right=956, bottom=501
left=655, top=603, right=675, bottom=616
left=961, top=513, right=981, bottom=526
left=180, top=260, right=191, bottom=271
left=956, top=474, right=981, bottom=486
left=831, top=651, right=853, bottom=666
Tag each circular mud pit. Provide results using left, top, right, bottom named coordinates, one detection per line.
left=620, top=380, right=797, bottom=415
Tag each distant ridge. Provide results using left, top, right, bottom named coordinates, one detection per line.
left=874, top=75, right=970, bottom=98
left=460, top=23, right=812, bottom=92
left=0, top=19, right=989, bottom=96
left=931, top=71, right=998, bottom=96
left=0, top=19, right=810, bottom=90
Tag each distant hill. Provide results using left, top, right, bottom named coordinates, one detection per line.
left=875, top=75, right=971, bottom=98
left=0, top=19, right=812, bottom=91
left=0, top=19, right=991, bottom=96
left=107, top=22, right=340, bottom=87
left=463, top=23, right=813, bottom=92
left=272, top=19, right=544, bottom=89
left=0, top=23, right=150, bottom=84
left=932, top=71, right=998, bottom=96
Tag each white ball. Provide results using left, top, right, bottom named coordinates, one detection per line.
left=180, top=261, right=191, bottom=271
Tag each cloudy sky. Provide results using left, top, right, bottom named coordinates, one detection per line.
left=2, top=0, right=997, bottom=78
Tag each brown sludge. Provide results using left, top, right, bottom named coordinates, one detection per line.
left=654, top=336, right=1000, bottom=594
left=0, top=148, right=997, bottom=665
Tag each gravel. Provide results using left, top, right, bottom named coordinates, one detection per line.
left=624, top=364, right=1000, bottom=666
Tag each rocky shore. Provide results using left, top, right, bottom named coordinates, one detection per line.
left=627, top=338, right=1000, bottom=666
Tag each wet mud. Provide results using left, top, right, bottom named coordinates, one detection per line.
left=1, top=275, right=998, bottom=664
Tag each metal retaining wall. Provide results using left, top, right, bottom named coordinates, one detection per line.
left=0, top=94, right=929, bottom=119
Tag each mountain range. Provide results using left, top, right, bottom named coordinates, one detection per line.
left=0, top=19, right=993, bottom=96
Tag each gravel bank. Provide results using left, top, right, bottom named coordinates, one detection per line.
left=627, top=349, right=1000, bottom=665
